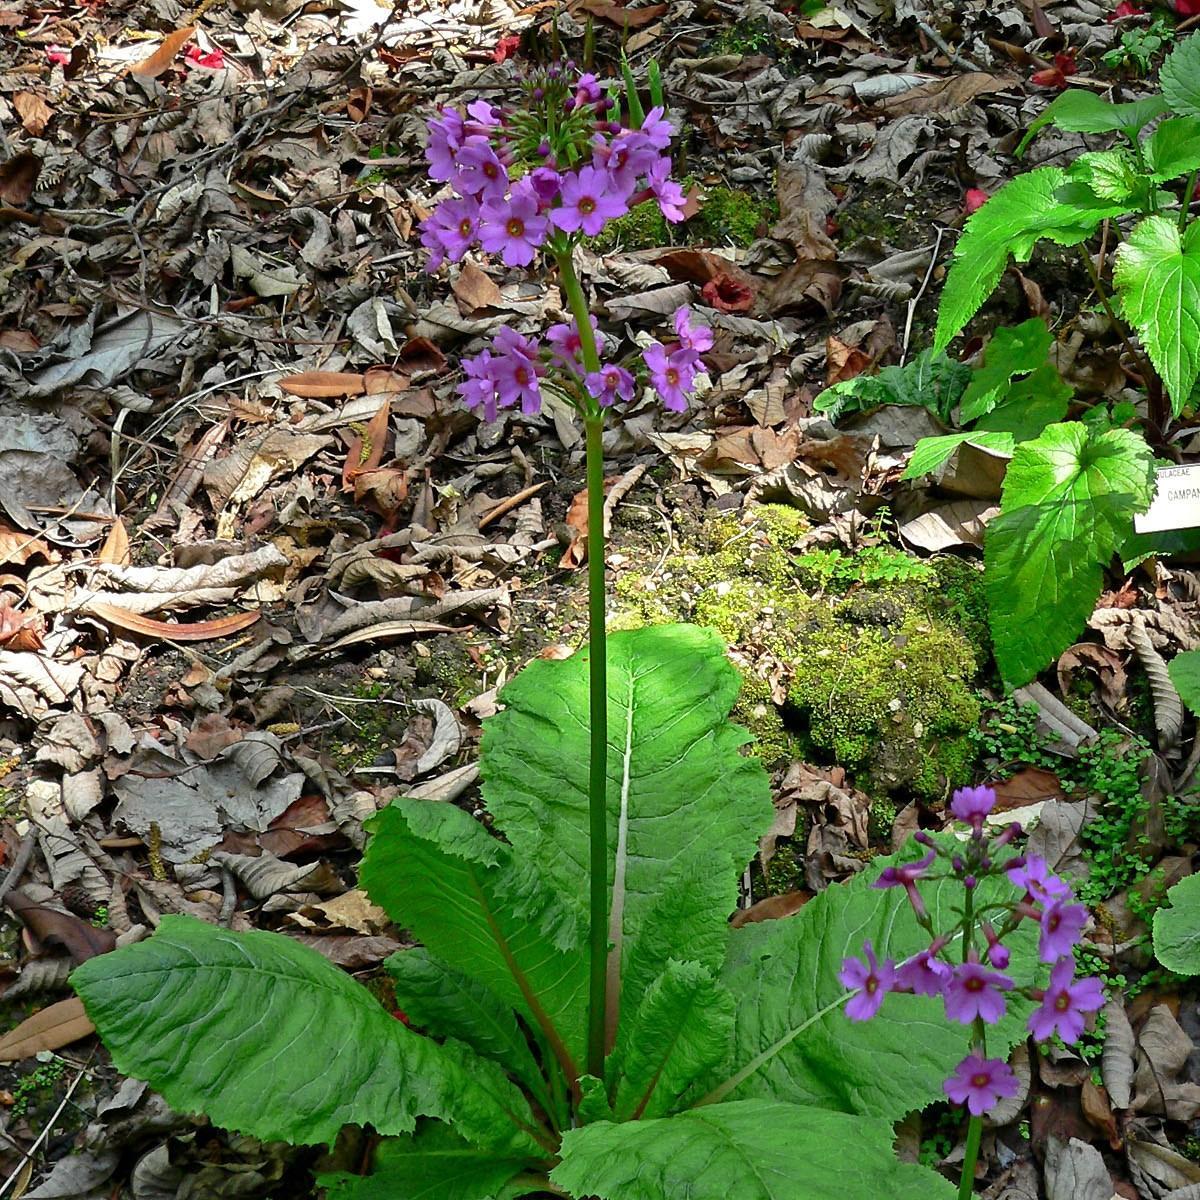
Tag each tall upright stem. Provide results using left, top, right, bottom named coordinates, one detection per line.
left=958, top=1114, right=983, bottom=1200
left=555, top=245, right=609, bottom=1081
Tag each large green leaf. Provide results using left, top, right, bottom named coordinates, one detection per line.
left=935, top=168, right=1131, bottom=352
left=1016, top=90, right=1168, bottom=155
left=1143, top=117, right=1200, bottom=182
left=1161, top=33, right=1200, bottom=119
left=385, top=949, right=548, bottom=1108
left=711, top=840, right=1040, bottom=1122
left=481, top=624, right=772, bottom=1038
left=813, top=348, right=971, bottom=423
left=609, top=959, right=734, bottom=1121
left=321, top=1124, right=535, bottom=1200
left=959, top=317, right=1052, bottom=422
left=1113, top=215, right=1200, bottom=416
left=1168, top=649, right=1200, bottom=717
left=1153, top=874, right=1200, bottom=976
left=72, top=916, right=540, bottom=1153
left=361, top=799, right=589, bottom=1070
left=551, top=1100, right=956, bottom=1200
left=974, top=364, right=1073, bottom=442
left=985, top=422, right=1156, bottom=686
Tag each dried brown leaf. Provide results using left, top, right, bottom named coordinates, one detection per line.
left=4, top=889, right=115, bottom=963
left=86, top=602, right=261, bottom=641
left=97, top=517, right=131, bottom=566
left=130, top=26, right=196, bottom=78
left=730, top=891, right=810, bottom=927
left=278, top=371, right=366, bottom=398
left=0, top=996, right=94, bottom=1061
left=14, top=91, right=52, bottom=136
left=452, top=262, right=502, bottom=313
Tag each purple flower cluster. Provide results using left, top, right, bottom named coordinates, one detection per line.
left=419, top=69, right=686, bottom=271
left=837, top=785, right=1105, bottom=1119
left=455, top=308, right=711, bottom=421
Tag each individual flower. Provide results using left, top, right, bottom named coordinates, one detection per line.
left=1032, top=51, right=1075, bottom=90
left=466, top=99, right=501, bottom=129
left=644, top=342, right=700, bottom=412
left=1007, top=854, right=1072, bottom=905
left=585, top=364, right=635, bottom=407
left=1039, top=900, right=1087, bottom=963
left=674, top=307, right=714, bottom=354
left=551, top=165, right=630, bottom=236
left=419, top=197, right=480, bottom=270
left=896, top=947, right=951, bottom=998
left=982, top=922, right=1010, bottom=970
left=426, top=107, right=465, bottom=182
left=943, top=956, right=1013, bottom=1025
left=46, top=44, right=72, bottom=65
left=646, top=156, right=686, bottom=222
left=950, top=784, right=996, bottom=830
left=838, top=941, right=896, bottom=1021
left=479, top=178, right=549, bottom=268
left=529, top=166, right=563, bottom=206
left=572, top=72, right=603, bottom=109
left=457, top=350, right=500, bottom=421
left=1028, top=958, right=1106, bottom=1044
left=492, top=327, right=543, bottom=415
left=547, top=317, right=603, bottom=370
left=454, top=137, right=509, bottom=200
left=944, top=1054, right=1019, bottom=1117
left=493, top=33, right=520, bottom=62
left=638, top=105, right=674, bottom=150
left=593, top=130, right=656, bottom=194
left=186, top=44, right=225, bottom=69
left=873, top=848, right=936, bottom=919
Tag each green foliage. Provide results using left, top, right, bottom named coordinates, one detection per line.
left=1161, top=31, right=1200, bottom=119
left=900, top=431, right=1014, bottom=480
left=1153, top=874, right=1200, bottom=975
left=1103, top=15, right=1175, bottom=76
left=552, top=1101, right=957, bottom=1200
left=1016, top=91, right=1167, bottom=155
left=959, top=318, right=1053, bottom=422
left=1143, top=117, right=1200, bottom=182
left=984, top=422, right=1156, bottom=687
left=792, top=545, right=934, bottom=589
left=813, top=348, right=971, bottom=423
left=1168, top=649, right=1200, bottom=715
left=1113, top=215, right=1200, bottom=416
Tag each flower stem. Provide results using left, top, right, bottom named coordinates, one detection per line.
left=958, top=1114, right=983, bottom=1199
left=554, top=243, right=609, bottom=1081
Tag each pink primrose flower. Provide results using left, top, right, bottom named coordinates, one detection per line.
left=1028, top=957, right=1106, bottom=1044
left=943, top=956, right=1013, bottom=1025
left=551, top=165, right=630, bottom=236
left=838, top=941, right=896, bottom=1021
left=479, top=178, right=549, bottom=267
left=944, top=1054, right=1019, bottom=1117
left=585, top=364, right=635, bottom=407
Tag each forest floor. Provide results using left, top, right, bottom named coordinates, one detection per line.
left=2, top=0, right=1200, bottom=1195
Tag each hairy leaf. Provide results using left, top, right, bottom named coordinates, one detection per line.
left=1168, top=649, right=1200, bottom=717
left=985, top=422, right=1155, bottom=687
left=712, top=840, right=1040, bottom=1121
left=385, top=949, right=547, bottom=1106
left=1113, top=215, right=1200, bottom=416
left=482, top=624, right=771, bottom=1041
left=362, top=799, right=589, bottom=1070
left=1161, top=32, right=1200, bottom=119
left=321, top=1124, right=533, bottom=1200
left=551, top=1100, right=956, bottom=1200
left=72, top=916, right=540, bottom=1152
left=813, top=348, right=971, bottom=423
left=1016, top=90, right=1167, bottom=155
left=935, top=169, right=1130, bottom=351
left=901, top=431, right=1014, bottom=481
left=610, top=960, right=734, bottom=1121
left=1153, top=873, right=1200, bottom=976
left=959, top=318, right=1052, bottom=422
left=1144, top=117, right=1200, bottom=182
left=973, top=364, right=1073, bottom=441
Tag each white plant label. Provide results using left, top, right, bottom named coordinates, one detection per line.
left=1134, top=464, right=1200, bottom=534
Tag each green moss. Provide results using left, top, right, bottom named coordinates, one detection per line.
left=733, top=671, right=798, bottom=770
left=764, top=847, right=806, bottom=895
left=593, top=199, right=672, bottom=253
left=688, top=186, right=777, bottom=249
left=612, top=504, right=986, bottom=796
left=702, top=16, right=775, bottom=56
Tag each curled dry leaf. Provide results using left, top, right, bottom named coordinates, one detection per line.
left=129, top=26, right=197, bottom=78
left=86, top=602, right=262, bottom=642
left=278, top=371, right=366, bottom=398
left=5, top=888, right=116, bottom=963
left=730, top=891, right=811, bottom=928
left=1043, top=1137, right=1114, bottom=1200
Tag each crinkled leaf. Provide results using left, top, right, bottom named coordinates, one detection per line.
left=1060, top=149, right=1148, bottom=207
left=1168, top=649, right=1200, bottom=717
left=385, top=949, right=547, bottom=1106
left=361, top=799, right=588, bottom=1068
left=1161, top=32, right=1200, bottom=119
left=1153, top=873, right=1200, bottom=976
left=901, top=431, right=1014, bottom=480
left=551, top=1100, right=956, bottom=1200
left=320, top=1124, right=533, bottom=1200
left=712, top=839, right=1040, bottom=1121
left=610, top=960, right=735, bottom=1121
left=482, top=624, right=771, bottom=1037
left=1143, top=117, right=1200, bottom=182
left=1017, top=90, right=1168, bottom=155
left=935, top=169, right=1131, bottom=351
left=1113, top=215, right=1200, bottom=416
left=813, top=348, right=971, bottom=423
left=72, top=916, right=539, bottom=1152
left=959, top=318, right=1052, bottom=422
left=985, top=422, right=1155, bottom=687
left=974, top=364, right=1073, bottom=441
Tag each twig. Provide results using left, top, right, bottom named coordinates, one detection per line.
left=0, top=833, right=35, bottom=908
left=901, top=228, right=946, bottom=364
left=479, top=482, right=548, bottom=530
left=913, top=16, right=984, bottom=72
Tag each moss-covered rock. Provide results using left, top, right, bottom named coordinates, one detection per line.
left=613, top=504, right=984, bottom=798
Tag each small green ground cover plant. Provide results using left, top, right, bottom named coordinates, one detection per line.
left=68, top=60, right=1108, bottom=1200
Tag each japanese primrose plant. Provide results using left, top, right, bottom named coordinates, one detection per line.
left=75, top=65, right=1032, bottom=1199
left=891, top=35, right=1200, bottom=687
